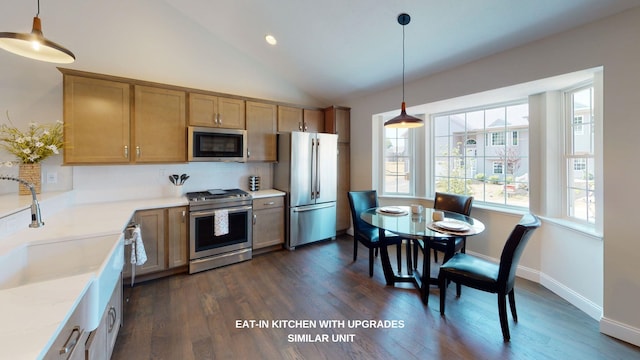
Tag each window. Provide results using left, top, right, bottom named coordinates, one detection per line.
left=433, top=102, right=529, bottom=208
left=383, top=127, right=412, bottom=195
left=566, top=86, right=596, bottom=223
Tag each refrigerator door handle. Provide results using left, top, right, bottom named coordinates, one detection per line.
left=315, top=138, right=321, bottom=198
left=310, top=138, right=316, bottom=200
left=292, top=203, right=335, bottom=212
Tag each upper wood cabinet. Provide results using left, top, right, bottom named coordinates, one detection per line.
left=278, top=106, right=324, bottom=133
left=246, top=101, right=277, bottom=162
left=61, top=70, right=187, bottom=164
left=189, top=92, right=245, bottom=129
left=134, top=85, right=187, bottom=163
left=278, top=105, right=303, bottom=132
left=324, top=106, right=350, bottom=143
left=303, top=109, right=325, bottom=133
left=63, top=75, right=131, bottom=164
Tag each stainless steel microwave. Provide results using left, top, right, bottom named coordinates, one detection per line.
left=188, top=126, right=247, bottom=162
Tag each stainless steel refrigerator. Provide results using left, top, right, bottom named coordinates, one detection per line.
left=274, top=131, right=338, bottom=249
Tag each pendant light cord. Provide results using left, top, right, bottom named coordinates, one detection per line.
left=36, top=0, right=40, bottom=17
left=402, top=23, right=405, bottom=103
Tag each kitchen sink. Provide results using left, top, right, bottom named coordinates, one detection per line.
left=0, top=234, right=124, bottom=329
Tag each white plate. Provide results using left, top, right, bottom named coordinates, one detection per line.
left=377, top=206, right=407, bottom=215
left=435, top=220, right=470, bottom=231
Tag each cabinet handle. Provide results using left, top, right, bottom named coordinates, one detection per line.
left=264, top=201, right=275, bottom=206
left=298, top=122, right=302, bottom=131
left=247, top=150, right=250, bottom=158
left=136, top=146, right=141, bottom=158
left=253, top=214, right=257, bottom=225
left=217, top=113, right=222, bottom=125
left=304, top=123, right=308, bottom=132
left=182, top=210, right=186, bottom=223
left=108, top=307, right=117, bottom=333
left=59, top=326, right=82, bottom=355
left=124, top=145, right=128, bottom=158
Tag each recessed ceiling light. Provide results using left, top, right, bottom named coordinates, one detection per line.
left=265, top=34, right=277, bottom=46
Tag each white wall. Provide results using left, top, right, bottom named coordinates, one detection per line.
left=347, top=8, right=640, bottom=346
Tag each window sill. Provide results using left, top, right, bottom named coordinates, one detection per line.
left=540, top=216, right=602, bottom=239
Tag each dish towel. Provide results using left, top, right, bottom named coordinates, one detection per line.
left=214, top=209, right=229, bottom=236
left=131, top=225, right=148, bottom=266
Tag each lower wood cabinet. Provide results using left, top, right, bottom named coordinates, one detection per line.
left=123, top=206, right=188, bottom=283
left=85, top=276, right=122, bottom=360
left=44, top=290, right=91, bottom=360
left=252, top=196, right=284, bottom=254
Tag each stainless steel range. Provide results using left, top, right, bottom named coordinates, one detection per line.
left=187, top=189, right=253, bottom=274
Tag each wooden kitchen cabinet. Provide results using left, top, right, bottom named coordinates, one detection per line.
left=62, top=74, right=131, bottom=164
left=189, top=92, right=245, bottom=129
left=246, top=101, right=277, bottom=162
left=167, top=206, right=189, bottom=268
left=278, top=106, right=324, bottom=133
left=324, top=106, right=350, bottom=143
left=325, top=106, right=351, bottom=232
left=303, top=108, right=325, bottom=133
left=278, top=105, right=303, bottom=132
left=85, top=276, right=122, bottom=360
left=252, top=196, right=285, bottom=254
left=124, top=206, right=188, bottom=284
left=61, top=70, right=188, bottom=164
left=134, top=85, right=187, bottom=163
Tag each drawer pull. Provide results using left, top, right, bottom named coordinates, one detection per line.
left=60, top=326, right=82, bottom=355
left=264, top=201, right=275, bottom=206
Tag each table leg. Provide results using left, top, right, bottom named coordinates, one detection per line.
left=378, top=228, right=396, bottom=286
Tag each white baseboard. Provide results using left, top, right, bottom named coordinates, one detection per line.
left=600, top=317, right=640, bottom=348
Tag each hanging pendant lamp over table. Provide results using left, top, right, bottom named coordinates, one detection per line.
left=384, top=13, right=423, bottom=128
left=0, top=0, right=75, bottom=64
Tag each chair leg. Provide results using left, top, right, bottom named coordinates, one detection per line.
left=456, top=282, right=462, bottom=297
left=412, top=241, right=418, bottom=270
left=433, top=249, right=439, bottom=263
left=353, top=237, right=358, bottom=261
left=498, top=293, right=511, bottom=341
left=439, top=274, right=447, bottom=316
left=368, top=247, right=375, bottom=277
left=508, top=289, right=518, bottom=322
left=397, top=243, right=403, bottom=274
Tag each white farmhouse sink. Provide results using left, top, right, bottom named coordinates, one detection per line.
left=0, top=234, right=124, bottom=329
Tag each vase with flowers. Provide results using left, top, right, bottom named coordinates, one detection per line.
left=0, top=111, right=63, bottom=194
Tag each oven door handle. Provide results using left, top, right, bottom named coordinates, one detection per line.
left=190, top=205, right=252, bottom=217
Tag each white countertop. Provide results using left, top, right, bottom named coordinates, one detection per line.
left=0, top=193, right=188, bottom=360
left=249, top=189, right=286, bottom=199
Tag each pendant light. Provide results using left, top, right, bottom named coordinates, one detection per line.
left=384, top=13, right=423, bottom=128
left=0, top=0, right=75, bottom=64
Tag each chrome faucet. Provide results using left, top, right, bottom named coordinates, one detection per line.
left=0, top=175, right=45, bottom=228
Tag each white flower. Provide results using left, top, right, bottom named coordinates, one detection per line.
left=35, top=141, right=44, bottom=148
left=21, top=148, right=32, bottom=155
left=47, top=145, right=59, bottom=154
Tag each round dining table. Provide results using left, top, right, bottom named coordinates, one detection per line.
left=361, top=205, right=485, bottom=304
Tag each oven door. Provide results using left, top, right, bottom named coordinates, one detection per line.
left=189, top=205, right=253, bottom=260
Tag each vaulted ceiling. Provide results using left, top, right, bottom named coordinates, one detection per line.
left=1, top=0, right=639, bottom=106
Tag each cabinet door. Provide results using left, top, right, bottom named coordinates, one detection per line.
left=133, top=209, right=166, bottom=275
left=167, top=206, right=188, bottom=268
left=218, top=97, right=246, bottom=129
left=303, top=109, right=325, bottom=133
left=246, top=101, right=277, bottom=162
left=336, top=143, right=351, bottom=231
left=63, top=75, right=131, bottom=164
left=189, top=92, right=218, bottom=127
left=278, top=105, right=303, bottom=132
left=105, top=277, right=122, bottom=360
left=134, top=86, right=187, bottom=163
left=253, top=197, right=284, bottom=249
left=324, top=106, right=350, bottom=143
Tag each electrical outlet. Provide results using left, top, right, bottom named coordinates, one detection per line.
left=46, top=172, right=58, bottom=184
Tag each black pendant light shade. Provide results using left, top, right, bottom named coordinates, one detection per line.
left=384, top=13, right=423, bottom=128
left=0, top=0, right=75, bottom=64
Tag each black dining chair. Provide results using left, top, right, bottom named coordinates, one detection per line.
left=432, top=192, right=473, bottom=263
left=438, top=213, right=541, bottom=341
left=347, top=191, right=403, bottom=277
left=412, top=192, right=473, bottom=269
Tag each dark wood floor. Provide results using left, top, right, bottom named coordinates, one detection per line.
left=112, top=235, right=640, bottom=360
